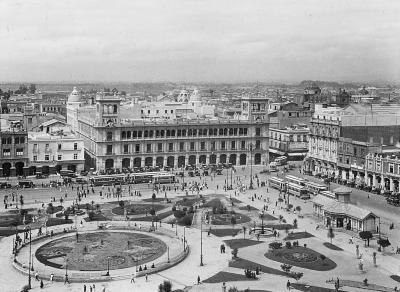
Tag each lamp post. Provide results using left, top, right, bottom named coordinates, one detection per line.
left=183, top=226, right=186, bottom=252
left=261, top=211, right=265, bottom=234
left=31, top=254, right=34, bottom=271
left=27, top=226, right=32, bottom=289
left=200, top=210, right=204, bottom=266
left=249, top=144, right=254, bottom=190
left=230, top=168, right=233, bottom=190
left=175, top=222, right=177, bottom=236
left=167, top=246, right=170, bottom=263
left=226, top=168, right=229, bottom=190
left=106, top=256, right=110, bottom=276
left=65, top=258, right=68, bottom=280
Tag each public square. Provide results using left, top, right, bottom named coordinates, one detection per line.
left=1, top=165, right=400, bottom=292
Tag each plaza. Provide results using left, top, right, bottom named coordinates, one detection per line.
left=1, top=164, right=400, bottom=292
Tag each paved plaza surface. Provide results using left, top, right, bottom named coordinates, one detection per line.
left=1, top=165, right=400, bottom=292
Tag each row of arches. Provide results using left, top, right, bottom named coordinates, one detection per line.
left=2, top=162, right=25, bottom=177
left=104, top=153, right=262, bottom=169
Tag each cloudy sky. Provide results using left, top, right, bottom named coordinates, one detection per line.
left=0, top=0, right=399, bottom=83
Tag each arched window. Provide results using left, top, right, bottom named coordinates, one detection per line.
left=121, top=131, right=126, bottom=139
left=106, top=132, right=113, bottom=141
left=113, top=105, right=118, bottom=113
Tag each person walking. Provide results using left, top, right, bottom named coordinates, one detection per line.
left=287, top=280, right=291, bottom=290
left=145, top=273, right=148, bottom=282
left=197, top=275, right=201, bottom=285
left=40, top=280, right=44, bottom=289
left=50, top=273, right=54, bottom=282
left=131, top=273, right=135, bottom=283
left=84, top=284, right=86, bottom=292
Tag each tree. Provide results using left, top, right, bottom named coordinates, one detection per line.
left=377, top=238, right=391, bottom=251
left=327, top=226, right=335, bottom=243
left=280, top=264, right=292, bottom=274
left=320, top=254, right=326, bottom=263
left=295, top=206, right=301, bottom=214
left=29, top=84, right=36, bottom=94
left=152, top=193, right=157, bottom=200
left=359, top=231, right=373, bottom=247
left=158, top=280, right=172, bottom=292
left=269, top=241, right=282, bottom=250
left=292, top=272, right=303, bottom=281
left=231, top=216, right=237, bottom=231
left=231, top=248, right=238, bottom=258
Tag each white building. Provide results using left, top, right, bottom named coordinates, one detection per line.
left=28, top=131, right=85, bottom=174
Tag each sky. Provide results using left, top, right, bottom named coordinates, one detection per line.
left=0, top=0, right=399, bottom=83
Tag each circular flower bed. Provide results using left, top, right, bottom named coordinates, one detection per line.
left=36, top=231, right=167, bottom=271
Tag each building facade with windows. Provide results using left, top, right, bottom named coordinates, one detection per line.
left=0, top=122, right=29, bottom=177
left=27, top=132, right=85, bottom=175
left=269, top=125, right=309, bottom=161
left=364, top=153, right=400, bottom=192
left=67, top=88, right=270, bottom=171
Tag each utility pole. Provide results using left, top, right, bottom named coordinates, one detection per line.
left=200, top=210, right=204, bottom=266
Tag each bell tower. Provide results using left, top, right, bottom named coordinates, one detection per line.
left=241, top=93, right=270, bottom=121
left=95, top=92, right=122, bottom=126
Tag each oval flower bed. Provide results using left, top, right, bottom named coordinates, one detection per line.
left=265, top=246, right=336, bottom=271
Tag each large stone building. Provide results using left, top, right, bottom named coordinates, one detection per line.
left=305, top=104, right=400, bottom=180
left=67, top=88, right=270, bottom=171
left=0, top=121, right=29, bottom=177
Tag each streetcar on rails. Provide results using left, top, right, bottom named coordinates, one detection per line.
left=285, top=175, right=307, bottom=186
left=268, top=177, right=286, bottom=191
left=304, top=181, right=328, bottom=196
left=286, top=182, right=310, bottom=199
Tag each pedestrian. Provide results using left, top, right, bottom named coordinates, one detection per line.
left=90, top=286, right=93, bottom=292
left=131, top=273, right=135, bottom=283
left=35, top=271, right=39, bottom=281
left=145, top=273, right=148, bottom=282
left=93, top=284, right=96, bottom=292
left=40, top=280, right=44, bottom=289
left=64, top=274, right=70, bottom=284
left=287, top=280, right=291, bottom=290
left=197, top=275, right=201, bottom=284
left=84, top=284, right=86, bottom=292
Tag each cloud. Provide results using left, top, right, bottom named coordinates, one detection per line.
left=0, top=0, right=399, bottom=82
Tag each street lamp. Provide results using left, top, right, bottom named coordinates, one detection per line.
left=261, top=211, right=265, bottom=234
left=106, top=256, right=110, bottom=276
left=27, top=226, right=32, bottom=289
left=167, top=246, right=170, bottom=263
left=200, top=210, right=204, bottom=266
left=183, top=226, right=186, bottom=252
left=249, top=144, right=254, bottom=190
left=65, top=258, right=68, bottom=280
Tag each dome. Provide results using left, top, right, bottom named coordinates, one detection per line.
left=68, top=87, right=82, bottom=103
left=189, top=88, right=201, bottom=102
left=177, top=89, right=189, bottom=102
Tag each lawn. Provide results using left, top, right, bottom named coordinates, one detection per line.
left=131, top=210, right=174, bottom=222
left=84, top=213, right=109, bottom=222
left=238, top=205, right=259, bottom=211
left=211, top=213, right=251, bottom=225
left=229, top=258, right=290, bottom=278
left=265, top=246, right=336, bottom=271
left=112, top=203, right=165, bottom=215
left=203, top=198, right=224, bottom=210
left=263, top=223, right=294, bottom=230
left=141, top=198, right=168, bottom=202
left=391, top=275, right=400, bottom=283
left=323, top=242, right=344, bottom=251
left=175, top=197, right=202, bottom=207
left=230, top=198, right=243, bottom=204
left=203, top=271, right=258, bottom=283
left=260, top=213, right=278, bottom=221
left=224, top=239, right=262, bottom=249
left=291, top=283, right=348, bottom=292
left=209, top=228, right=241, bottom=237
left=46, top=218, right=73, bottom=227
left=284, top=231, right=314, bottom=241
left=0, top=228, right=26, bottom=237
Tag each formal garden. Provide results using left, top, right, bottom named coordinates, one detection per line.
left=35, top=231, right=167, bottom=271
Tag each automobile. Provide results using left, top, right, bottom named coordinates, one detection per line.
left=18, top=180, right=34, bottom=188
left=188, top=171, right=194, bottom=177
left=36, top=173, right=49, bottom=179
left=178, top=171, right=184, bottom=177
left=80, top=170, right=89, bottom=176
left=164, top=166, right=171, bottom=171
left=75, top=177, right=88, bottom=184
left=203, top=170, right=209, bottom=176
left=0, top=182, right=12, bottom=189
left=216, top=169, right=222, bottom=175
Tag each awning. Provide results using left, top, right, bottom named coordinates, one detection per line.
left=269, top=148, right=285, bottom=155
left=288, top=152, right=307, bottom=156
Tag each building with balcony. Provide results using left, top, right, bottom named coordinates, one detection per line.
left=0, top=121, right=29, bottom=177
left=27, top=131, right=84, bottom=175
left=269, top=125, right=309, bottom=161
left=364, top=153, right=400, bottom=192
left=67, top=88, right=270, bottom=171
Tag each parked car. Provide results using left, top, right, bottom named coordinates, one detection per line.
left=0, top=182, right=12, bottom=189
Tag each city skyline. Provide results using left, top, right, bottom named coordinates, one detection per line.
left=1, top=0, right=399, bottom=83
